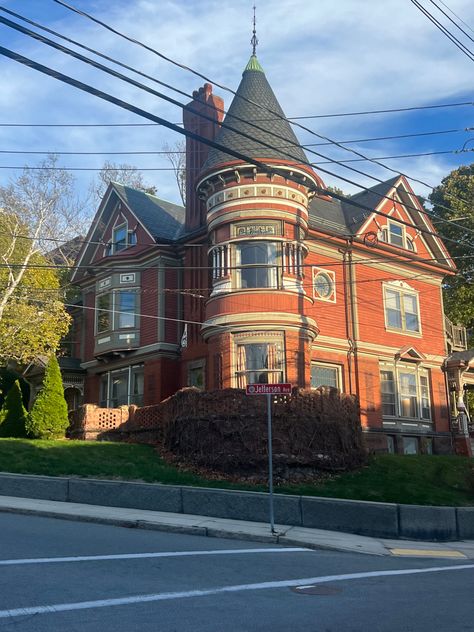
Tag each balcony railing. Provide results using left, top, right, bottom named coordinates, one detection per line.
left=445, top=315, right=467, bottom=352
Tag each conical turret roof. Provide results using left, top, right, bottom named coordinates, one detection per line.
left=201, top=55, right=309, bottom=173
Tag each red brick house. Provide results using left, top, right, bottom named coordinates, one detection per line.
left=70, top=54, right=471, bottom=455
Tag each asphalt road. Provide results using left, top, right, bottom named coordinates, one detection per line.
left=0, top=513, right=473, bottom=632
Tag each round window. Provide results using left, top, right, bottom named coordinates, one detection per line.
left=314, top=272, right=333, bottom=299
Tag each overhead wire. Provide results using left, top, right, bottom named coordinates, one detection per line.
left=49, top=0, right=474, bottom=208
left=0, top=25, right=472, bottom=254
left=0, top=44, right=472, bottom=261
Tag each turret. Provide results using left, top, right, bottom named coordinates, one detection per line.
left=196, top=54, right=322, bottom=390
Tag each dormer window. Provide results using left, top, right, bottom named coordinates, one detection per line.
left=379, top=220, right=416, bottom=251
left=113, top=224, right=127, bottom=252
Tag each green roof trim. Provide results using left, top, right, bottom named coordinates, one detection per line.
left=244, top=54, right=264, bottom=73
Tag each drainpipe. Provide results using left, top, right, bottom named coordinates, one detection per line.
left=339, top=239, right=359, bottom=398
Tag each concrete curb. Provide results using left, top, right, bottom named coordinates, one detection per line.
left=0, top=472, right=469, bottom=541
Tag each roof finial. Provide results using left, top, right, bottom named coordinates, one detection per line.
left=251, top=4, right=258, bottom=56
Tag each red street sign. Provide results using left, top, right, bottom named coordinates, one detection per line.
left=246, top=383, right=292, bottom=395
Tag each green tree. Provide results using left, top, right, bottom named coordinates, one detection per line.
left=429, top=164, right=474, bottom=340
left=26, top=356, right=69, bottom=439
left=0, top=156, right=80, bottom=365
left=0, top=380, right=28, bottom=438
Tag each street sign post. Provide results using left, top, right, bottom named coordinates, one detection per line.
left=246, top=383, right=292, bottom=534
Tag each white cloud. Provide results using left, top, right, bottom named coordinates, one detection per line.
left=0, top=0, right=473, bottom=206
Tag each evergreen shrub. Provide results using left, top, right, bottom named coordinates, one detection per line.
left=0, top=380, right=28, bottom=437
left=26, top=356, right=69, bottom=439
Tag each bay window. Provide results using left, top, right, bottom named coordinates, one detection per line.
left=96, top=290, right=137, bottom=333
left=99, top=365, right=144, bottom=408
left=379, top=363, right=431, bottom=421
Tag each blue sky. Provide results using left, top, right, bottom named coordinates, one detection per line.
left=0, top=0, right=473, bottom=211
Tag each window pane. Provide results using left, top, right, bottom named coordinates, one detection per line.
left=403, top=436, right=418, bottom=455
left=117, top=291, right=136, bottom=328
left=236, top=342, right=283, bottom=386
left=99, top=375, right=108, bottom=407
left=399, top=372, right=417, bottom=417
left=420, top=375, right=431, bottom=420
left=311, top=365, right=339, bottom=389
left=113, top=226, right=127, bottom=252
left=386, top=290, right=402, bottom=329
left=97, top=294, right=111, bottom=333
left=380, top=370, right=396, bottom=416
left=131, top=367, right=144, bottom=406
left=389, top=222, right=404, bottom=247
left=403, top=294, right=419, bottom=332
left=111, top=369, right=128, bottom=407
left=239, top=242, right=278, bottom=289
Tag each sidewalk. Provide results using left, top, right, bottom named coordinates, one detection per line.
left=1, top=494, right=473, bottom=559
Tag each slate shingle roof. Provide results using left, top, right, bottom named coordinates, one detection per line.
left=202, top=55, right=308, bottom=172
left=112, top=183, right=185, bottom=241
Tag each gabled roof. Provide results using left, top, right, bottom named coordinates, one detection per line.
left=343, top=176, right=400, bottom=234
left=308, top=196, right=348, bottom=236
left=112, top=183, right=185, bottom=241
left=202, top=55, right=308, bottom=172
left=72, top=183, right=185, bottom=282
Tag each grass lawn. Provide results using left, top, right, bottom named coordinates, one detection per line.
left=0, top=438, right=472, bottom=506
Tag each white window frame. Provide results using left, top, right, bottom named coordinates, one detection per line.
left=379, top=362, right=432, bottom=421
left=379, top=220, right=417, bottom=252
left=99, top=364, right=144, bottom=408
left=310, top=362, right=343, bottom=390
left=312, top=268, right=336, bottom=302
left=234, top=241, right=280, bottom=289
left=233, top=332, right=285, bottom=388
left=383, top=282, right=421, bottom=335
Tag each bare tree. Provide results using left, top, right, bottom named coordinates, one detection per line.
left=163, top=141, right=186, bottom=205
left=90, top=160, right=157, bottom=206
left=0, top=155, right=83, bottom=363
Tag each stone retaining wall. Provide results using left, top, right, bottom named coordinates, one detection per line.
left=0, top=472, right=472, bottom=541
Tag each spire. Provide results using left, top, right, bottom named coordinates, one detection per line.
left=251, top=4, right=258, bottom=56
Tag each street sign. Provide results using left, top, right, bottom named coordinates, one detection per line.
left=244, top=383, right=292, bottom=535
left=245, top=383, right=292, bottom=395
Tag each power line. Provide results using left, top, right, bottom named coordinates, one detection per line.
left=0, top=147, right=472, bottom=162
left=287, top=102, right=474, bottom=119
left=427, top=0, right=474, bottom=44
left=437, top=0, right=474, bottom=35
left=410, top=0, right=474, bottom=61
left=0, top=41, right=472, bottom=253
left=46, top=2, right=474, bottom=213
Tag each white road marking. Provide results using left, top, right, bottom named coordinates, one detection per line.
left=0, top=562, right=473, bottom=619
left=0, top=547, right=309, bottom=566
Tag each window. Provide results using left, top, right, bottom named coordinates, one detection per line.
left=384, top=285, right=420, bottom=333
left=113, top=225, right=127, bottom=252
left=236, top=242, right=279, bottom=288
left=96, top=290, right=137, bottom=333
left=379, top=220, right=416, bottom=251
left=236, top=341, right=284, bottom=387
left=99, top=365, right=144, bottom=408
left=386, top=435, right=395, bottom=454
left=311, top=363, right=342, bottom=390
left=313, top=268, right=336, bottom=302
left=403, top=436, right=419, bottom=455
left=380, top=370, right=396, bottom=416
left=379, top=363, right=431, bottom=420
left=188, top=362, right=205, bottom=389
left=116, top=291, right=136, bottom=329
left=388, top=220, right=404, bottom=247
left=97, top=293, right=111, bottom=333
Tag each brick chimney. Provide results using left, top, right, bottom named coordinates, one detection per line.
left=183, top=83, right=224, bottom=231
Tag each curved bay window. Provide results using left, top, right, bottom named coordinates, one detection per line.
left=236, top=341, right=284, bottom=387
left=236, top=241, right=279, bottom=289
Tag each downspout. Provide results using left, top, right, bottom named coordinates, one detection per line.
left=339, top=239, right=359, bottom=397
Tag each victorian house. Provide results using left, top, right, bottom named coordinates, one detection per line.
left=69, top=53, right=472, bottom=456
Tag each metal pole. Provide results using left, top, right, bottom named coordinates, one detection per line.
left=267, top=393, right=275, bottom=534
